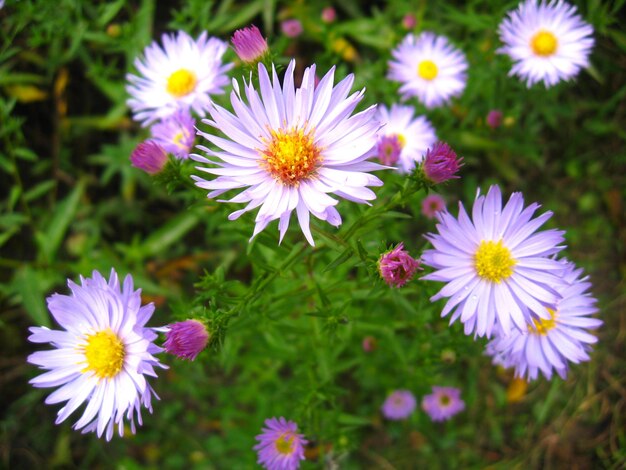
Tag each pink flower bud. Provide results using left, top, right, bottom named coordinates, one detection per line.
left=378, top=243, right=421, bottom=288
left=281, top=19, right=303, bottom=38
left=231, top=25, right=268, bottom=63
left=421, top=142, right=463, bottom=184
left=163, top=319, right=209, bottom=361
left=130, top=140, right=168, bottom=175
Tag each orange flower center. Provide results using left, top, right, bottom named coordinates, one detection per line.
left=260, top=128, right=321, bottom=185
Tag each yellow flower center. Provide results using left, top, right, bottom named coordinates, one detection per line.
left=530, top=31, right=558, bottom=56
left=396, top=133, right=407, bottom=148
left=474, top=240, right=516, bottom=283
left=82, top=329, right=125, bottom=379
left=529, top=308, right=557, bottom=335
left=275, top=433, right=294, bottom=455
left=417, top=60, right=438, bottom=80
left=439, top=394, right=451, bottom=406
left=166, top=69, right=197, bottom=98
left=260, top=128, right=321, bottom=186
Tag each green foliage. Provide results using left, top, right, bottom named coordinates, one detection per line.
left=1, top=1, right=624, bottom=469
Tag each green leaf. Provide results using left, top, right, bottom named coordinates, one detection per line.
left=139, top=208, right=202, bottom=258
left=12, top=266, right=52, bottom=327
left=323, top=248, right=353, bottom=273
left=35, top=179, right=86, bottom=263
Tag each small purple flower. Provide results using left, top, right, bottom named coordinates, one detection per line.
left=321, top=7, right=336, bottom=23
left=130, top=140, right=168, bottom=174
left=231, top=25, right=269, bottom=64
left=421, top=142, right=463, bottom=184
left=421, top=194, right=446, bottom=219
left=150, top=109, right=196, bottom=159
left=254, top=417, right=307, bottom=470
left=376, top=134, right=403, bottom=166
left=281, top=19, right=303, bottom=38
left=487, top=110, right=503, bottom=129
left=163, top=319, right=209, bottom=361
left=402, top=13, right=417, bottom=29
left=378, top=243, right=421, bottom=288
left=381, top=390, right=416, bottom=420
left=421, top=386, right=465, bottom=422
left=362, top=336, right=377, bottom=352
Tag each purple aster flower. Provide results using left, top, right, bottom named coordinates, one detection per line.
left=126, top=31, right=232, bottom=126
left=388, top=32, right=468, bottom=108
left=130, top=140, right=168, bottom=174
left=421, top=142, right=463, bottom=184
left=27, top=269, right=166, bottom=440
left=376, top=104, right=437, bottom=173
left=486, top=259, right=602, bottom=381
left=421, top=185, right=567, bottom=338
left=281, top=19, right=303, bottom=38
left=378, top=243, right=421, bottom=288
left=192, top=60, right=384, bottom=246
left=422, top=193, right=447, bottom=219
left=487, top=110, right=503, bottom=129
left=381, top=390, right=417, bottom=420
left=498, top=0, right=594, bottom=88
left=163, top=319, right=209, bottom=361
left=231, top=25, right=269, bottom=64
left=150, top=109, right=196, bottom=159
left=254, top=417, right=307, bottom=470
left=421, top=386, right=465, bottom=422
left=376, top=134, right=403, bottom=167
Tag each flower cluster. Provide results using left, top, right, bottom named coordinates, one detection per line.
left=127, top=32, right=233, bottom=173
left=421, top=185, right=601, bottom=380
left=381, top=387, right=465, bottom=422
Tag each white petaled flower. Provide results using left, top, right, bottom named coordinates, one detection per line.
left=27, top=269, right=166, bottom=440
left=376, top=104, right=437, bottom=173
left=498, top=0, right=594, bottom=87
left=388, top=32, right=468, bottom=108
left=127, top=31, right=233, bottom=126
left=421, top=185, right=568, bottom=338
left=192, top=60, right=385, bottom=246
left=486, top=259, right=602, bottom=381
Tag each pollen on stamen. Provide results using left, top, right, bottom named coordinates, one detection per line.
left=81, top=329, right=126, bottom=379
left=529, top=308, right=557, bottom=335
left=260, top=128, right=322, bottom=185
left=166, top=68, right=197, bottom=97
left=474, top=240, right=516, bottom=283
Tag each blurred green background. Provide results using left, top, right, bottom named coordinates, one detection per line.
left=1, top=0, right=624, bottom=468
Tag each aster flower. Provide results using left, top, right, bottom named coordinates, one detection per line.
left=130, top=140, right=168, bottom=175
left=420, top=142, right=463, bottom=184
left=150, top=109, right=196, bottom=159
left=27, top=269, right=165, bottom=440
left=381, top=390, right=417, bottom=420
left=376, top=104, right=437, bottom=173
left=486, top=259, right=602, bottom=381
left=254, top=417, right=307, bottom=470
left=231, top=25, right=268, bottom=64
left=388, top=32, right=468, bottom=108
left=422, top=193, right=447, bottom=219
left=421, top=386, right=465, bottom=422
left=281, top=19, right=303, bottom=38
left=421, top=185, right=567, bottom=338
left=127, top=31, right=233, bottom=126
left=163, top=319, right=209, bottom=361
left=378, top=243, right=421, bottom=288
left=192, top=60, right=385, bottom=246
left=498, top=0, right=594, bottom=87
